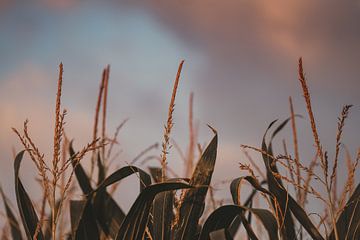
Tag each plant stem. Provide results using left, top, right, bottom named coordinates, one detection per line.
left=325, top=177, right=339, bottom=240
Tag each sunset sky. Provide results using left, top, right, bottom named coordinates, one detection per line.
left=1, top=0, right=359, bottom=215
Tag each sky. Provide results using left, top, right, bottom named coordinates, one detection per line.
left=0, top=0, right=359, bottom=233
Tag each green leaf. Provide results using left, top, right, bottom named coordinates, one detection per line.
left=0, top=186, right=23, bottom=240
left=148, top=167, right=162, bottom=183
left=200, top=205, right=278, bottom=240
left=262, top=121, right=324, bottom=240
left=116, top=182, right=192, bottom=240
left=69, top=143, right=93, bottom=194
left=70, top=200, right=86, bottom=237
left=14, top=151, right=44, bottom=240
left=287, top=196, right=324, bottom=240
left=93, top=196, right=125, bottom=239
left=269, top=115, right=302, bottom=142
left=249, top=208, right=279, bottom=240
left=228, top=179, right=267, bottom=237
left=198, top=205, right=257, bottom=240
left=97, top=152, right=106, bottom=185
left=230, top=177, right=271, bottom=206
left=70, top=144, right=132, bottom=239
left=174, top=131, right=218, bottom=240
left=240, top=211, right=259, bottom=240
left=262, top=120, right=296, bottom=239
left=329, top=183, right=360, bottom=240
left=151, top=179, right=177, bottom=240
left=92, top=166, right=151, bottom=238
left=150, top=177, right=190, bottom=240
left=70, top=200, right=99, bottom=240
left=94, top=166, right=151, bottom=193
left=209, top=229, right=233, bottom=240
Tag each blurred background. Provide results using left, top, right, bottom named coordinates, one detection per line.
left=0, top=0, right=359, bottom=220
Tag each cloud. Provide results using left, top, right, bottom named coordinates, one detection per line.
left=0, top=64, right=52, bottom=133
left=0, top=0, right=79, bottom=11
left=125, top=0, right=360, bottom=85
left=0, top=0, right=11, bottom=11
left=121, top=0, right=360, bottom=144
left=38, top=0, right=79, bottom=10
left=118, top=2, right=360, bottom=193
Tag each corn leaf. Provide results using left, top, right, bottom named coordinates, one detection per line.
left=0, top=186, right=23, bottom=240
left=228, top=177, right=269, bottom=237
left=230, top=177, right=271, bottom=205
left=92, top=166, right=151, bottom=238
left=248, top=208, right=279, bottom=240
left=116, top=182, right=192, bottom=240
left=150, top=176, right=190, bottom=240
left=262, top=120, right=296, bottom=239
left=70, top=200, right=99, bottom=240
left=329, top=183, right=360, bottom=240
left=69, top=143, right=93, bottom=194
left=97, top=152, right=106, bottom=185
left=148, top=167, right=162, bottom=183
left=70, top=200, right=86, bottom=237
left=228, top=176, right=267, bottom=237
left=200, top=204, right=278, bottom=240
left=14, top=151, right=44, bottom=240
left=262, top=121, right=324, bottom=240
left=209, top=229, right=233, bottom=240
left=199, top=205, right=256, bottom=240
left=174, top=131, right=218, bottom=240
left=94, top=166, right=151, bottom=193
left=151, top=179, right=176, bottom=240
left=70, top=145, right=132, bottom=239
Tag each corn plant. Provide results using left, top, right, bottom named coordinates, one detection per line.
left=1, top=59, right=359, bottom=240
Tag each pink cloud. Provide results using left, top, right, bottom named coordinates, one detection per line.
left=38, top=0, right=79, bottom=10
left=126, top=0, right=360, bottom=72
